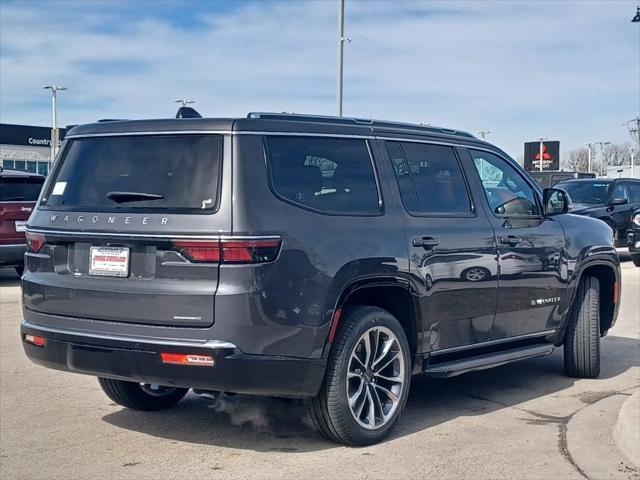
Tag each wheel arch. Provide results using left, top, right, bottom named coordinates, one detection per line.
left=322, top=277, right=420, bottom=364
left=557, top=259, right=620, bottom=345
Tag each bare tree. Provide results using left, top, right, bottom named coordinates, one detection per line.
left=601, top=142, right=632, bottom=167
left=563, top=147, right=598, bottom=173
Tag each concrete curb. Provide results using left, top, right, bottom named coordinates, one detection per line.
left=614, top=389, right=640, bottom=468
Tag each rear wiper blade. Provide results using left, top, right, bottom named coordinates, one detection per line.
left=106, top=191, right=164, bottom=203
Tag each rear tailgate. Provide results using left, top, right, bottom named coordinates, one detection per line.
left=23, top=133, right=228, bottom=328
left=1, top=175, right=43, bottom=243
left=0, top=201, right=34, bottom=244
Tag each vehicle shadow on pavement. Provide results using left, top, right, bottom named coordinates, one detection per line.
left=0, top=269, right=21, bottom=288
left=101, top=335, right=639, bottom=452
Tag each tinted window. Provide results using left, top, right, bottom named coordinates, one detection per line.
left=556, top=180, right=611, bottom=204
left=387, top=142, right=471, bottom=214
left=43, top=135, right=222, bottom=212
left=265, top=136, right=379, bottom=214
left=627, top=182, right=640, bottom=202
left=470, top=150, right=540, bottom=216
left=610, top=182, right=629, bottom=202
left=0, top=176, right=44, bottom=201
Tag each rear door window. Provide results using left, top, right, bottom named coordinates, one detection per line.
left=0, top=176, right=45, bottom=202
left=264, top=136, right=380, bottom=214
left=42, top=135, right=222, bottom=213
left=386, top=141, right=471, bottom=215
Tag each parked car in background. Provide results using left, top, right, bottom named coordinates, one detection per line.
left=555, top=178, right=640, bottom=246
left=529, top=171, right=595, bottom=190
left=627, top=208, right=640, bottom=267
left=0, top=168, right=45, bottom=276
left=20, top=112, right=620, bottom=446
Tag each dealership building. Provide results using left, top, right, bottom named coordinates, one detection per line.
left=0, top=123, right=67, bottom=176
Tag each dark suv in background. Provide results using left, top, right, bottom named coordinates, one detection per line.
left=555, top=178, right=640, bottom=246
left=21, top=113, right=620, bottom=445
left=0, top=168, right=45, bottom=276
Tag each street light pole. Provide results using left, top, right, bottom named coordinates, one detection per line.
left=336, top=0, right=350, bottom=117
left=43, top=84, right=66, bottom=164
left=586, top=143, right=593, bottom=173
left=595, top=141, right=611, bottom=177
left=538, top=137, right=547, bottom=172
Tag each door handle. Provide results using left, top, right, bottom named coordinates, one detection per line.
left=413, top=237, right=439, bottom=249
left=500, top=235, right=522, bottom=246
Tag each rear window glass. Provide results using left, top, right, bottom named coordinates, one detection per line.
left=264, top=136, right=380, bottom=214
left=42, top=135, right=221, bottom=212
left=0, top=176, right=44, bottom=202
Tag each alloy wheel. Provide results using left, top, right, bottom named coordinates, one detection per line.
left=346, top=326, right=405, bottom=430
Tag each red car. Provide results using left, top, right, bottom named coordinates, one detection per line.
left=0, top=168, right=45, bottom=276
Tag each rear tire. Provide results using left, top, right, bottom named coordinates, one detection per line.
left=631, top=254, right=640, bottom=267
left=564, top=276, right=601, bottom=378
left=98, top=378, right=188, bottom=411
left=307, top=306, right=411, bottom=446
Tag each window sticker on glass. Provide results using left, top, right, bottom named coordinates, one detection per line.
left=51, top=182, right=67, bottom=195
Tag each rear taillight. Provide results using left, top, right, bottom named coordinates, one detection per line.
left=25, top=232, right=46, bottom=253
left=173, top=240, right=221, bottom=262
left=172, top=237, right=281, bottom=264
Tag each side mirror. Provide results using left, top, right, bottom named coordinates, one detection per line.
left=543, top=188, right=571, bottom=216
left=609, top=197, right=628, bottom=206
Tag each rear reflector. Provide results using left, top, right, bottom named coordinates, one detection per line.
left=160, top=352, right=214, bottom=366
left=172, top=237, right=281, bottom=264
left=24, top=334, right=46, bottom=347
left=25, top=232, right=46, bottom=253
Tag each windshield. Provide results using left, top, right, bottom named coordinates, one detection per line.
left=42, top=134, right=222, bottom=212
left=0, top=176, right=44, bottom=202
left=557, top=181, right=611, bottom=204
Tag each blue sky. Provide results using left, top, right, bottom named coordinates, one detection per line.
left=0, top=0, right=638, bottom=159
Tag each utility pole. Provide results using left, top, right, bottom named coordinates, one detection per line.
left=538, top=137, right=547, bottom=172
left=586, top=142, right=593, bottom=173
left=337, top=0, right=350, bottom=117
left=595, top=141, right=611, bottom=177
left=43, top=84, right=66, bottom=164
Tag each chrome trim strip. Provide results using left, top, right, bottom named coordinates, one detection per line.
left=65, top=130, right=231, bottom=139
left=0, top=243, right=25, bottom=248
left=21, top=320, right=238, bottom=349
left=26, top=228, right=220, bottom=239
left=66, top=130, right=377, bottom=140
left=26, top=228, right=282, bottom=241
left=429, top=329, right=557, bottom=356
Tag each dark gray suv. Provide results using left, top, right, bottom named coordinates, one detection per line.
left=21, top=112, right=620, bottom=445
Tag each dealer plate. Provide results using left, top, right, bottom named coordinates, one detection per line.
left=15, top=221, right=27, bottom=232
left=89, top=246, right=129, bottom=277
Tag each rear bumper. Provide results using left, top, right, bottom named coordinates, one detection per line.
left=0, top=243, right=25, bottom=266
left=20, top=320, right=326, bottom=398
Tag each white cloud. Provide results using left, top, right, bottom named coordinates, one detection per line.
left=0, top=0, right=637, bottom=158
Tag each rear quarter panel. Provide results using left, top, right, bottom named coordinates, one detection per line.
left=220, top=134, right=410, bottom=358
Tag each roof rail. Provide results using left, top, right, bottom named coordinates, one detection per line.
left=247, top=112, right=476, bottom=139
left=97, top=119, right=128, bottom=123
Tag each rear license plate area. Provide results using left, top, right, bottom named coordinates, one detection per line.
left=89, top=246, right=130, bottom=277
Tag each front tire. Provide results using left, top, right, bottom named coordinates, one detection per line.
left=98, top=378, right=188, bottom=411
left=564, top=276, right=601, bottom=378
left=307, top=306, right=411, bottom=446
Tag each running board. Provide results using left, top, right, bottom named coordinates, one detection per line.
left=424, top=344, right=555, bottom=378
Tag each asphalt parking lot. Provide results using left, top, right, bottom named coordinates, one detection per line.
left=1, top=256, right=638, bottom=480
